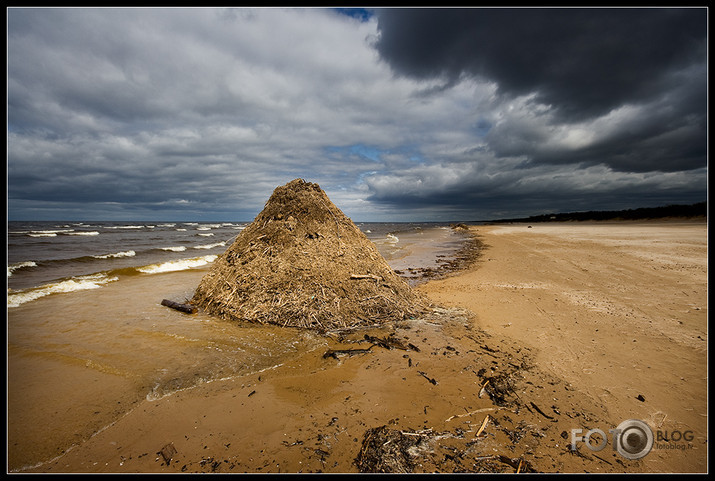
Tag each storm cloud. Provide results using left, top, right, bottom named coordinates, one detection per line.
left=373, top=8, right=706, bottom=172
left=374, top=9, right=705, bottom=120
left=7, top=7, right=708, bottom=221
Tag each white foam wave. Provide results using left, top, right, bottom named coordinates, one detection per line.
left=386, top=234, right=399, bottom=243
left=66, top=231, right=100, bottom=236
left=8, top=261, right=37, bottom=277
left=176, top=228, right=187, bottom=232
left=194, top=242, right=226, bottom=250
left=93, top=250, right=136, bottom=259
left=31, top=229, right=74, bottom=235
left=28, top=233, right=57, bottom=237
left=198, top=233, right=214, bottom=237
left=161, top=246, right=187, bottom=252
left=7, top=273, right=119, bottom=308
left=157, top=223, right=176, bottom=227
left=137, top=255, right=217, bottom=274
left=105, top=225, right=144, bottom=230
left=196, top=227, right=212, bottom=231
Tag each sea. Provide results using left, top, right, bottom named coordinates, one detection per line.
left=6, top=220, right=474, bottom=471
left=7, top=221, right=471, bottom=301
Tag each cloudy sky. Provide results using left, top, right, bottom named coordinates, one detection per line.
left=7, top=7, right=707, bottom=221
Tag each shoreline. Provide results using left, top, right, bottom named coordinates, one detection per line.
left=12, top=219, right=707, bottom=473
left=393, top=226, right=484, bottom=286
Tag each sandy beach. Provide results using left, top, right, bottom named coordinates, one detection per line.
left=12, top=220, right=707, bottom=473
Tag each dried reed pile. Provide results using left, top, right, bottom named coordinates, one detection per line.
left=191, top=179, right=427, bottom=330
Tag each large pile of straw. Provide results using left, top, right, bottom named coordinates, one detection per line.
left=191, top=179, right=426, bottom=330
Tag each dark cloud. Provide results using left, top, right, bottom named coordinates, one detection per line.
left=374, top=8, right=706, bottom=121
left=373, top=8, right=707, bottom=177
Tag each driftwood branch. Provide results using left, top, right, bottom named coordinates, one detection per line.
left=530, top=401, right=555, bottom=419
left=323, top=347, right=374, bottom=359
left=417, top=371, right=438, bottom=385
left=161, top=299, right=197, bottom=314
left=475, top=415, right=491, bottom=437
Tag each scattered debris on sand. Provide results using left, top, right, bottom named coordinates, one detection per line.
left=355, top=425, right=537, bottom=473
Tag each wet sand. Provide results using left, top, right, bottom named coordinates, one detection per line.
left=14, top=220, right=708, bottom=473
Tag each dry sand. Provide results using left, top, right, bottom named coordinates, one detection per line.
left=20, top=220, right=707, bottom=473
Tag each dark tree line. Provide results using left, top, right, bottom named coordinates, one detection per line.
left=487, top=202, right=706, bottom=224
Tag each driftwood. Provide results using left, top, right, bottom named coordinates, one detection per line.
left=161, top=299, right=197, bottom=314
left=475, top=415, right=491, bottom=437
left=417, top=371, right=438, bottom=385
left=529, top=401, right=555, bottom=419
left=323, top=334, right=420, bottom=361
left=478, top=380, right=490, bottom=398
left=363, top=334, right=411, bottom=350
left=323, top=347, right=374, bottom=359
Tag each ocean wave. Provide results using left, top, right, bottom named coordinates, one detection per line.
left=197, top=233, right=214, bottom=237
left=92, top=250, right=136, bottom=259
left=28, top=233, right=57, bottom=237
left=8, top=261, right=38, bottom=277
left=196, top=227, right=212, bottom=231
left=386, top=233, right=399, bottom=243
left=160, top=246, right=187, bottom=252
left=30, top=229, right=74, bottom=235
left=65, top=231, right=100, bottom=236
left=176, top=228, right=187, bottom=232
left=157, top=223, right=176, bottom=228
left=194, top=242, right=226, bottom=250
left=136, top=255, right=217, bottom=274
left=7, top=273, right=119, bottom=308
left=104, top=225, right=144, bottom=230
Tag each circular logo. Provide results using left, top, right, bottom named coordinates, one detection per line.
left=614, top=419, right=653, bottom=460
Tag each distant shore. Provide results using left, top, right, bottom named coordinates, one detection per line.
left=483, top=201, right=706, bottom=224
left=16, top=219, right=707, bottom=473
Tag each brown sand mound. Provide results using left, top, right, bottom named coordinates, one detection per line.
left=192, top=179, right=427, bottom=330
